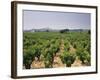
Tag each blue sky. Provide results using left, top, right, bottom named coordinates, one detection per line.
left=23, top=10, right=91, bottom=30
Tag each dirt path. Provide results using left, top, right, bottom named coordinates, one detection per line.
left=71, top=57, right=82, bottom=67
left=31, top=39, right=83, bottom=69
left=31, top=57, right=45, bottom=69
left=69, top=43, right=83, bottom=67
left=69, top=44, right=76, bottom=53
left=53, top=39, right=66, bottom=68
left=31, top=39, right=65, bottom=68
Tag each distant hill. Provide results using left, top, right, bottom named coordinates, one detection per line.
left=24, top=28, right=60, bottom=32
left=24, top=28, right=90, bottom=32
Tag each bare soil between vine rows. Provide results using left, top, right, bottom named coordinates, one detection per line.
left=31, top=39, right=85, bottom=69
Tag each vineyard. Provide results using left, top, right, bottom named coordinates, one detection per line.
left=23, top=31, right=91, bottom=69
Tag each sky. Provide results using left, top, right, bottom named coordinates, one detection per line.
left=23, top=10, right=91, bottom=30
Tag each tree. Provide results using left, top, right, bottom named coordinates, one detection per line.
left=23, top=48, right=35, bottom=69
left=76, top=49, right=90, bottom=65
left=88, top=30, right=91, bottom=34
left=60, top=29, right=69, bottom=33
left=34, top=44, right=42, bottom=61
left=60, top=51, right=76, bottom=67
left=44, top=50, right=54, bottom=68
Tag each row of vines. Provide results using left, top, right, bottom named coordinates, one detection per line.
left=23, top=31, right=90, bottom=69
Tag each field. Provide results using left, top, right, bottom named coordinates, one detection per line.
left=23, top=31, right=91, bottom=69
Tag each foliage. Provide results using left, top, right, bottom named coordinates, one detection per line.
left=61, top=51, right=76, bottom=67
left=23, top=31, right=91, bottom=68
